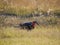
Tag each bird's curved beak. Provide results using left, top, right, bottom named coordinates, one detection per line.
left=36, top=22, right=40, bottom=26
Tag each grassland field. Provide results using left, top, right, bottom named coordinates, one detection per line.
left=0, top=0, right=60, bottom=45
left=0, top=25, right=60, bottom=45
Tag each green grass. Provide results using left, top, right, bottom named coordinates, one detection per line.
left=0, top=26, right=60, bottom=45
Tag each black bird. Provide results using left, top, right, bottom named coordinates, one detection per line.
left=19, top=21, right=39, bottom=30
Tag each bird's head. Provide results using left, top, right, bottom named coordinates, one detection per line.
left=33, top=21, right=39, bottom=25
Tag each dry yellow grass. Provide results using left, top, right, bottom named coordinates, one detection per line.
left=0, top=26, right=60, bottom=45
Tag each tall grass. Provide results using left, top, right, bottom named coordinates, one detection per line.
left=0, top=1, right=60, bottom=45
left=0, top=26, right=60, bottom=45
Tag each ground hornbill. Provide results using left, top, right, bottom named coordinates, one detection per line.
left=19, top=21, right=39, bottom=30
